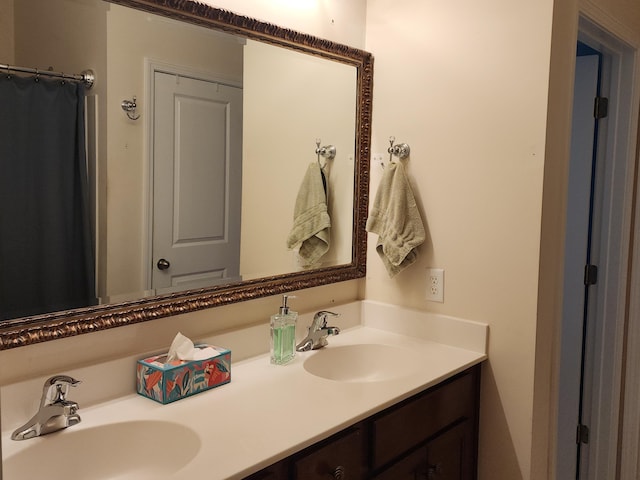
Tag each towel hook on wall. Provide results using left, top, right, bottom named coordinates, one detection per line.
left=387, top=136, right=410, bottom=165
left=121, top=96, right=140, bottom=121
left=315, top=138, right=336, bottom=167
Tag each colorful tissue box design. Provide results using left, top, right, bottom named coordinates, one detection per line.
left=136, top=345, right=231, bottom=404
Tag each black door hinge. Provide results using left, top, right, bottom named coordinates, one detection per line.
left=577, top=424, right=590, bottom=444
left=594, top=96, right=609, bottom=119
left=584, top=264, right=598, bottom=286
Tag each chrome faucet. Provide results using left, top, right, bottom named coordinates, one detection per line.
left=11, top=375, right=82, bottom=441
left=296, top=310, right=340, bottom=352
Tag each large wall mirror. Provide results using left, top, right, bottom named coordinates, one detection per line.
left=0, top=0, right=372, bottom=349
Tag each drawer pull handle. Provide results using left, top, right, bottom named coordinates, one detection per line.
left=333, top=465, right=346, bottom=479
left=426, top=462, right=443, bottom=479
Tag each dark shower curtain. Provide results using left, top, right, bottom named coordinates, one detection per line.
left=0, top=75, right=96, bottom=320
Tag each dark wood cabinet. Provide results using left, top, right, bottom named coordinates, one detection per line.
left=245, top=427, right=366, bottom=480
left=293, top=427, right=366, bottom=479
left=371, top=445, right=428, bottom=480
left=425, top=420, right=475, bottom=480
left=243, top=461, right=287, bottom=480
left=370, top=370, right=475, bottom=470
left=373, top=420, right=474, bottom=480
left=244, top=365, right=480, bottom=480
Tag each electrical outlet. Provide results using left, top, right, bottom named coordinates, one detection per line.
left=427, top=268, right=444, bottom=302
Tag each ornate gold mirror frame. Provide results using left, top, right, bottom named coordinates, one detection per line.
left=0, top=0, right=372, bottom=350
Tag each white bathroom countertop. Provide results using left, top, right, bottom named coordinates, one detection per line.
left=1, top=301, right=488, bottom=480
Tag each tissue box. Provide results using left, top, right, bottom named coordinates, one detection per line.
left=136, top=345, right=231, bottom=404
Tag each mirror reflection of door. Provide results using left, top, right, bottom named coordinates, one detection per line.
left=152, top=71, right=243, bottom=293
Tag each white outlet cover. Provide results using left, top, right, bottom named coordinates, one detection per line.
left=427, top=268, right=444, bottom=303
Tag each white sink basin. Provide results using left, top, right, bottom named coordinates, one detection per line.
left=3, top=420, right=201, bottom=480
left=303, top=344, right=421, bottom=382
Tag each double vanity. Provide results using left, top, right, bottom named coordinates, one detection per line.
left=1, top=301, right=487, bottom=479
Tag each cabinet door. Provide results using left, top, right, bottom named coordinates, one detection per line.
left=375, top=421, right=474, bottom=480
left=292, top=427, right=366, bottom=479
left=425, top=421, right=475, bottom=480
left=372, top=447, right=429, bottom=480
left=371, top=372, right=475, bottom=468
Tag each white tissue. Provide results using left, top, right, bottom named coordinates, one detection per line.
left=165, top=332, right=217, bottom=364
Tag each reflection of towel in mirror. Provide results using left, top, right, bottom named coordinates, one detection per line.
left=366, top=162, right=425, bottom=277
left=286, top=162, right=331, bottom=267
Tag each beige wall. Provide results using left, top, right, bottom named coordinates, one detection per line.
left=200, top=0, right=367, bottom=49
left=241, top=40, right=356, bottom=277
left=365, top=0, right=640, bottom=480
left=13, top=0, right=107, bottom=75
left=0, top=0, right=14, bottom=64
left=364, top=1, right=553, bottom=479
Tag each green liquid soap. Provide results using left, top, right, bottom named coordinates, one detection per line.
left=271, top=323, right=296, bottom=365
left=270, top=294, right=297, bottom=365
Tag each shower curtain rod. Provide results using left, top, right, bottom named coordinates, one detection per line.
left=1, top=63, right=95, bottom=89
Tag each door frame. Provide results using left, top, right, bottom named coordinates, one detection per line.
left=577, top=10, right=640, bottom=479
left=622, top=153, right=640, bottom=478
left=575, top=24, right=625, bottom=478
left=555, top=10, right=639, bottom=479
left=142, top=58, right=242, bottom=290
left=619, top=41, right=640, bottom=480
left=556, top=50, right=600, bottom=480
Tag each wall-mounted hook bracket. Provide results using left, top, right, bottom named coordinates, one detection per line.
left=315, top=138, right=336, bottom=160
left=387, top=136, right=410, bottom=165
left=121, top=96, right=140, bottom=120
left=315, top=138, right=336, bottom=167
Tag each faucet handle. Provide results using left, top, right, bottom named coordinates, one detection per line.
left=313, top=310, right=340, bottom=328
left=41, top=375, right=81, bottom=405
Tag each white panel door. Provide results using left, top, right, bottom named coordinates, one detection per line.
left=152, top=72, right=242, bottom=292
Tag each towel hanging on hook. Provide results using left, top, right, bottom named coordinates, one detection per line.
left=287, top=144, right=333, bottom=267
left=367, top=139, right=425, bottom=277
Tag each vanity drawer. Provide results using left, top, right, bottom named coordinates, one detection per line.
left=292, top=427, right=366, bottom=479
left=371, top=370, right=475, bottom=469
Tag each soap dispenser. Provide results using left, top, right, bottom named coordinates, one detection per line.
left=270, top=295, right=297, bottom=365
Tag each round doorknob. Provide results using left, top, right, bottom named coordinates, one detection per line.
left=157, top=258, right=170, bottom=270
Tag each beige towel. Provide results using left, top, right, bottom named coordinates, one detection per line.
left=286, top=162, right=331, bottom=267
left=366, top=162, right=425, bottom=277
